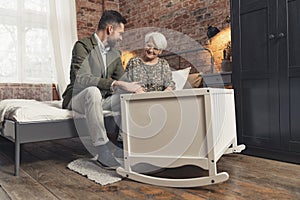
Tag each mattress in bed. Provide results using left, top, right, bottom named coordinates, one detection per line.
left=0, top=99, right=74, bottom=123
left=0, top=99, right=115, bottom=139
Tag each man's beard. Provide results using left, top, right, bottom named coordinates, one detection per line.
left=107, top=38, right=117, bottom=48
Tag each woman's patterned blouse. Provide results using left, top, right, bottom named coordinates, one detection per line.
left=124, top=57, right=175, bottom=92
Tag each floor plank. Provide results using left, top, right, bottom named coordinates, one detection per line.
left=0, top=137, right=299, bottom=200
left=21, top=141, right=116, bottom=200
left=0, top=144, right=58, bottom=200
left=0, top=184, right=11, bottom=200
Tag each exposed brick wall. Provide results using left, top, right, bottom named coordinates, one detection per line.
left=0, top=83, right=53, bottom=101
left=119, top=0, right=230, bottom=45
left=76, top=0, right=119, bottom=39
left=75, top=0, right=231, bottom=71
left=119, top=0, right=231, bottom=72
left=76, top=0, right=230, bottom=43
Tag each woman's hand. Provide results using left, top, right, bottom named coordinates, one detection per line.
left=164, top=86, right=173, bottom=91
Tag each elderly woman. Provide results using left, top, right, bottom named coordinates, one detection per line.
left=124, top=32, right=175, bottom=93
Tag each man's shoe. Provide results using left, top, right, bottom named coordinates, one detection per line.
left=96, top=144, right=121, bottom=170
left=113, top=148, right=124, bottom=159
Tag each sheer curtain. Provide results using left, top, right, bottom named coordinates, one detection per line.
left=48, top=0, right=77, bottom=99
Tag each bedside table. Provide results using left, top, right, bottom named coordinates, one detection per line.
left=201, top=72, right=232, bottom=88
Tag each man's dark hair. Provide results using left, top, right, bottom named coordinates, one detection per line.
left=97, top=10, right=127, bottom=31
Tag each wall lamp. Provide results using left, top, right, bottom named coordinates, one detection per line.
left=207, top=26, right=220, bottom=39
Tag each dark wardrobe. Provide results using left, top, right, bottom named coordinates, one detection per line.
left=231, top=0, right=300, bottom=163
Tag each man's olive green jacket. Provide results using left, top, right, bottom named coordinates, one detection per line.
left=62, top=34, right=124, bottom=109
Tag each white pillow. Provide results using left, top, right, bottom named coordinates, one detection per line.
left=171, top=67, right=191, bottom=90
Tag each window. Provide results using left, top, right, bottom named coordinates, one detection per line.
left=0, top=0, right=56, bottom=83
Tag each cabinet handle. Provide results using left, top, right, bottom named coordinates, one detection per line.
left=278, top=32, right=285, bottom=38
left=269, top=34, right=275, bottom=40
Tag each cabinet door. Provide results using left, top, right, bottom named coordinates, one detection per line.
left=231, top=0, right=281, bottom=149
left=279, top=0, right=300, bottom=153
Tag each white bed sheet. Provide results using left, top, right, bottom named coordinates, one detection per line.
left=0, top=99, right=74, bottom=123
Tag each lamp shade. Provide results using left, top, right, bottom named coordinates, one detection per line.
left=207, top=26, right=220, bottom=39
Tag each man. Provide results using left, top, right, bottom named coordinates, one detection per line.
left=62, top=10, right=141, bottom=169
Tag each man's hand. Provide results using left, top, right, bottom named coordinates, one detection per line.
left=113, top=81, right=143, bottom=93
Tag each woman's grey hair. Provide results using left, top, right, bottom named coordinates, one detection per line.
left=145, top=32, right=167, bottom=50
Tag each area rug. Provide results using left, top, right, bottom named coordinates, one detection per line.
left=67, top=156, right=123, bottom=185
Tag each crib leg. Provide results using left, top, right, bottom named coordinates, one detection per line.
left=224, top=138, right=246, bottom=154
left=14, top=122, right=20, bottom=176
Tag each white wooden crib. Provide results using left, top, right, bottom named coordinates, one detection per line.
left=117, top=88, right=245, bottom=187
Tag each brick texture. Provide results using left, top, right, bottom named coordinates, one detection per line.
left=119, top=0, right=231, bottom=71
left=119, top=0, right=230, bottom=45
left=76, top=0, right=230, bottom=43
left=0, top=83, right=53, bottom=101
left=75, top=0, right=231, bottom=71
left=76, top=0, right=120, bottom=39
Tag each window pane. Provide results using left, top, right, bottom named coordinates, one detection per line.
left=0, top=0, right=17, bottom=10
left=0, top=24, right=17, bottom=82
left=24, top=27, right=56, bottom=83
left=24, top=0, right=47, bottom=13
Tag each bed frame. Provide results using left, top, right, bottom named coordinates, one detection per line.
left=0, top=115, right=120, bottom=176
left=117, top=88, right=245, bottom=187
left=0, top=83, right=86, bottom=176
left=0, top=83, right=122, bottom=176
left=0, top=117, right=89, bottom=176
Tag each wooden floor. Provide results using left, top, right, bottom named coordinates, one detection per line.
left=0, top=137, right=299, bottom=200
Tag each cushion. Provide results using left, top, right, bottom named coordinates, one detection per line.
left=171, top=67, right=191, bottom=90
left=186, top=73, right=203, bottom=88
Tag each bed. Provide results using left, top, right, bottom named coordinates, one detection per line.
left=0, top=97, right=89, bottom=176
left=0, top=83, right=94, bottom=176
left=0, top=98, right=121, bottom=176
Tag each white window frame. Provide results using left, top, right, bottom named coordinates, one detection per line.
left=0, top=0, right=55, bottom=83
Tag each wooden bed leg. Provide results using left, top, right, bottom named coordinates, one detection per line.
left=14, top=122, right=20, bottom=176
